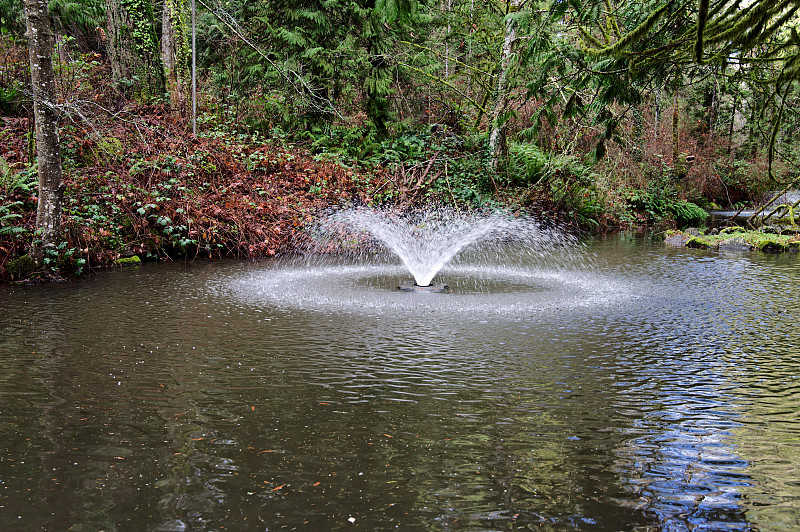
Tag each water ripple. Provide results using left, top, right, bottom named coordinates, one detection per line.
left=1, top=236, right=798, bottom=530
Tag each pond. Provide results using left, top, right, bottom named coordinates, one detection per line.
left=1, top=233, right=798, bottom=531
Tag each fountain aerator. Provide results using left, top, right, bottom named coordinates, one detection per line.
left=398, top=282, right=449, bottom=293
left=317, top=206, right=576, bottom=296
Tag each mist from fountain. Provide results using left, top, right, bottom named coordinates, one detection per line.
left=312, top=206, right=578, bottom=287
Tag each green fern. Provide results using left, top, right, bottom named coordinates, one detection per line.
left=506, top=143, right=550, bottom=185
left=0, top=160, right=36, bottom=196
left=0, top=200, right=25, bottom=235
left=670, top=200, right=709, bottom=225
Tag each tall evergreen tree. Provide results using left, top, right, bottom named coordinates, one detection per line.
left=201, top=0, right=429, bottom=136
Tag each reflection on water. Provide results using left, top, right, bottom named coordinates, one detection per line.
left=0, top=234, right=798, bottom=530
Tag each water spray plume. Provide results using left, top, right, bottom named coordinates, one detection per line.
left=311, top=206, right=577, bottom=288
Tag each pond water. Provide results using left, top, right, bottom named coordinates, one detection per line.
left=1, top=233, right=798, bottom=531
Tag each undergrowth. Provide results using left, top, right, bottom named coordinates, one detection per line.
left=0, top=108, right=384, bottom=281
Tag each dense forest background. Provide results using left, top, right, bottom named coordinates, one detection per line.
left=2, top=0, right=800, bottom=279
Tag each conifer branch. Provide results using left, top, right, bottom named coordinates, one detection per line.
left=604, top=0, right=623, bottom=39
left=695, top=0, right=709, bottom=62
left=705, top=0, right=786, bottom=47
left=578, top=26, right=605, bottom=49
left=584, top=1, right=674, bottom=57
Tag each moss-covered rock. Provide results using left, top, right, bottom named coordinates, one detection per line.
left=686, top=236, right=714, bottom=249
left=114, top=255, right=142, bottom=266
left=719, top=226, right=745, bottom=235
left=719, top=236, right=753, bottom=251
left=664, top=229, right=800, bottom=253
left=755, top=239, right=787, bottom=253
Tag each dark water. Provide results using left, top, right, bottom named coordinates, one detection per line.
left=1, top=234, right=798, bottom=531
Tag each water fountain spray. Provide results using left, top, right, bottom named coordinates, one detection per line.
left=312, top=206, right=575, bottom=292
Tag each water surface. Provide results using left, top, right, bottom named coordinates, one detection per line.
left=1, top=234, right=798, bottom=530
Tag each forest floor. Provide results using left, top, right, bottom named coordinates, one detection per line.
left=1, top=105, right=564, bottom=282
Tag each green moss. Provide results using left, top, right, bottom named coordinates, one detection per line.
left=755, top=239, right=786, bottom=252
left=749, top=232, right=796, bottom=252
left=686, top=236, right=713, bottom=248
left=115, top=255, right=142, bottom=266
left=7, top=254, right=36, bottom=280
left=719, top=226, right=745, bottom=235
left=665, top=229, right=800, bottom=253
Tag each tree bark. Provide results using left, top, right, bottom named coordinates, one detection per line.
left=632, top=107, right=644, bottom=162
left=671, top=88, right=680, bottom=174
left=106, top=0, right=134, bottom=82
left=728, top=90, right=738, bottom=160
left=105, top=0, right=165, bottom=98
left=24, top=0, right=64, bottom=260
left=162, top=0, right=190, bottom=112
left=162, top=3, right=177, bottom=91
left=488, top=0, right=521, bottom=175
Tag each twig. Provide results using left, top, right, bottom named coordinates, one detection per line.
left=413, top=151, right=440, bottom=189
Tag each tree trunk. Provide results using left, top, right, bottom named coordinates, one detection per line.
left=106, top=0, right=134, bottom=82
left=654, top=89, right=659, bottom=142
left=709, top=71, right=719, bottom=134
left=728, top=90, right=739, bottom=160
left=24, top=0, right=64, bottom=260
left=105, top=0, right=165, bottom=99
left=632, top=107, right=644, bottom=162
left=162, top=0, right=190, bottom=112
left=444, top=0, right=451, bottom=79
left=671, top=88, right=680, bottom=174
left=488, top=0, right=521, bottom=175
left=162, top=3, right=177, bottom=95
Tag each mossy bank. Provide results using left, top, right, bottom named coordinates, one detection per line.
left=665, top=226, right=800, bottom=253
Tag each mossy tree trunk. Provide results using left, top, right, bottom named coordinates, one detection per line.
left=106, top=0, right=134, bottom=82
left=24, top=0, right=64, bottom=261
left=488, top=0, right=521, bottom=175
left=162, top=0, right=190, bottom=112
left=672, top=88, right=680, bottom=175
left=105, top=0, right=165, bottom=99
